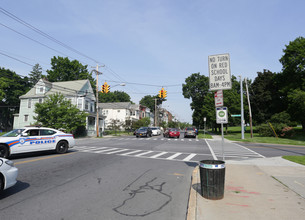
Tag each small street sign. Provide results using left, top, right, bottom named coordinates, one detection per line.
left=231, top=114, right=241, bottom=117
left=214, top=90, right=223, bottom=107
left=216, top=107, right=228, bottom=124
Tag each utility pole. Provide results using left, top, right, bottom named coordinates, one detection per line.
left=245, top=78, right=253, bottom=138
left=240, top=75, right=245, bottom=139
left=93, top=64, right=104, bottom=137
left=154, top=98, right=157, bottom=126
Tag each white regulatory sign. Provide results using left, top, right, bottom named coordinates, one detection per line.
left=214, top=90, right=223, bottom=107
left=208, top=53, right=232, bottom=91
left=216, top=107, right=228, bottom=124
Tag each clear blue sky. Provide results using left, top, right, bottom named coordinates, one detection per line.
left=1, top=0, right=305, bottom=123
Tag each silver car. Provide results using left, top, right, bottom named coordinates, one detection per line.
left=0, top=158, right=18, bottom=192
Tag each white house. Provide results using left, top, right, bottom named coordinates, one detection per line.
left=99, top=102, right=153, bottom=129
left=13, top=78, right=99, bottom=136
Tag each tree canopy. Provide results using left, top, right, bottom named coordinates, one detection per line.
left=46, top=56, right=95, bottom=90
left=0, top=68, right=31, bottom=130
left=29, top=63, right=44, bottom=86
left=34, top=93, right=88, bottom=133
left=99, top=90, right=131, bottom=103
left=139, top=95, right=164, bottom=113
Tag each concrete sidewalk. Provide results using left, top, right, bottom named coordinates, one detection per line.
left=187, top=156, right=305, bottom=220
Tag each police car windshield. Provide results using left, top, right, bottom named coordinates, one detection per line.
left=1, top=129, right=25, bottom=137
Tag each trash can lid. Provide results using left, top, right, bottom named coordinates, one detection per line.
left=199, top=160, right=225, bottom=169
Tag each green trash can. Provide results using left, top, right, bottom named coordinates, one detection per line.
left=199, top=160, right=226, bottom=200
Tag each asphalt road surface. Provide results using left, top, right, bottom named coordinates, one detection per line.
left=1, top=135, right=304, bottom=220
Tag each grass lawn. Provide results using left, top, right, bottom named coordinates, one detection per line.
left=197, top=130, right=212, bottom=139
left=282, top=155, right=305, bottom=166
left=210, top=126, right=305, bottom=146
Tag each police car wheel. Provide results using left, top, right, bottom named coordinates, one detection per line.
left=0, top=145, right=9, bottom=158
left=56, top=141, right=68, bottom=154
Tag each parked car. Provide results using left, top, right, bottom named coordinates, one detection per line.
left=135, top=127, right=152, bottom=138
left=133, top=129, right=138, bottom=135
left=0, top=158, right=18, bottom=192
left=0, top=126, right=75, bottom=158
left=184, top=127, right=196, bottom=138
left=150, top=127, right=161, bottom=136
left=163, top=128, right=180, bottom=138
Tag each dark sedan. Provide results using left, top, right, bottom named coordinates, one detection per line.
left=135, top=127, right=152, bottom=138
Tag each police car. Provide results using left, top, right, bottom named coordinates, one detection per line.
left=0, top=158, right=18, bottom=192
left=0, top=126, right=75, bottom=158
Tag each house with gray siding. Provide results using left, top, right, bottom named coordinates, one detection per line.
left=13, top=78, right=99, bottom=136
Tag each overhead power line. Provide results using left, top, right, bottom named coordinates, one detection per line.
left=0, top=7, right=99, bottom=64
left=0, top=22, right=73, bottom=59
left=107, top=80, right=181, bottom=87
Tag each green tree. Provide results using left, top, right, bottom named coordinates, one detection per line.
left=99, top=90, right=131, bottom=103
left=139, top=95, right=165, bottom=113
left=46, top=56, right=95, bottom=90
left=131, top=117, right=151, bottom=129
left=34, top=93, right=88, bottom=133
left=278, top=37, right=305, bottom=130
left=182, top=73, right=211, bottom=127
left=29, top=63, right=43, bottom=86
left=279, top=37, right=305, bottom=93
left=250, top=70, right=282, bottom=124
left=0, top=68, right=31, bottom=130
left=287, top=89, right=305, bottom=130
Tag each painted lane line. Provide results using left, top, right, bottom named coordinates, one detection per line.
left=120, top=150, right=142, bottom=155
left=135, top=151, right=154, bottom=157
left=183, top=153, right=197, bottom=161
left=166, top=153, right=182, bottom=160
left=106, top=149, right=129, bottom=154
left=205, top=139, right=218, bottom=160
left=150, top=152, right=168, bottom=158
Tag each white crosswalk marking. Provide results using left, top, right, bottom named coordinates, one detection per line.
left=135, top=151, right=154, bottom=156
left=94, top=148, right=119, bottom=153
left=120, top=150, right=142, bottom=155
left=105, top=149, right=129, bottom=154
left=166, top=153, right=182, bottom=160
left=183, top=153, right=196, bottom=161
left=150, top=152, right=168, bottom=158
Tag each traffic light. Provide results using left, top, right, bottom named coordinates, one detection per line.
left=105, top=84, right=110, bottom=93
left=158, top=90, right=162, bottom=98
left=163, top=90, right=167, bottom=98
left=101, top=84, right=105, bottom=93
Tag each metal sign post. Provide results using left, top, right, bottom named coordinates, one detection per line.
left=216, top=107, right=228, bottom=160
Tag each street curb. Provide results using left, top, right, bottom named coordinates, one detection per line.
left=187, top=166, right=198, bottom=220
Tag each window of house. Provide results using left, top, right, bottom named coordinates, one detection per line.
left=39, top=98, right=43, bottom=103
left=36, top=86, right=44, bottom=94
left=85, top=100, right=89, bottom=110
left=77, top=98, right=82, bottom=109
left=24, top=115, right=29, bottom=122
left=28, top=99, right=32, bottom=108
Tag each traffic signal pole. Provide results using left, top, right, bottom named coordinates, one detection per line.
left=96, top=65, right=100, bottom=137
left=240, top=75, right=245, bottom=139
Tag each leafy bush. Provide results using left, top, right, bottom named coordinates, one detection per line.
left=270, top=112, right=291, bottom=124
left=257, top=123, right=287, bottom=137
